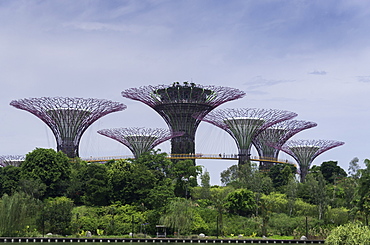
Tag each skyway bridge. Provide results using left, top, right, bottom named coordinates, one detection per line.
left=83, top=154, right=293, bottom=165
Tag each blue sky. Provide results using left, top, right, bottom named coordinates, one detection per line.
left=1, top=0, right=370, bottom=184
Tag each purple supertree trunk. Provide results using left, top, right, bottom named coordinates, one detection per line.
left=10, top=97, right=126, bottom=158
left=200, top=108, right=297, bottom=165
left=121, top=82, right=245, bottom=156
left=0, top=155, right=25, bottom=167
left=253, top=120, right=317, bottom=170
left=274, top=139, right=345, bottom=182
left=97, top=127, right=184, bottom=159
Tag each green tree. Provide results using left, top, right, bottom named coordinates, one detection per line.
left=337, top=177, right=357, bottom=210
left=170, top=159, right=202, bottom=198
left=108, top=160, right=156, bottom=205
left=0, top=166, right=21, bottom=196
left=134, top=150, right=173, bottom=177
left=18, top=178, right=46, bottom=199
left=220, top=165, right=238, bottom=186
left=261, top=192, right=288, bottom=214
left=224, top=189, right=256, bottom=217
left=320, top=161, right=347, bottom=184
left=81, top=163, right=110, bottom=206
left=285, top=176, right=299, bottom=216
left=269, top=163, right=297, bottom=189
left=159, top=197, right=193, bottom=236
left=221, top=163, right=273, bottom=215
left=21, top=148, right=71, bottom=199
left=357, top=159, right=370, bottom=224
left=199, top=170, right=211, bottom=199
left=304, top=172, right=328, bottom=219
left=66, top=159, right=87, bottom=205
left=209, top=186, right=234, bottom=236
left=40, top=196, right=74, bottom=235
left=0, top=192, right=39, bottom=237
left=348, top=157, right=361, bottom=179
left=146, top=178, right=175, bottom=210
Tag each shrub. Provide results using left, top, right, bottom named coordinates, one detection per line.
left=222, top=215, right=260, bottom=236
left=294, top=199, right=316, bottom=216
left=40, top=196, right=74, bottom=235
left=268, top=213, right=301, bottom=236
left=325, top=222, right=370, bottom=244
left=325, top=207, right=349, bottom=225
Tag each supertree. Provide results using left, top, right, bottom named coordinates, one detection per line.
left=200, top=108, right=297, bottom=165
left=10, top=97, right=126, bottom=158
left=253, top=120, right=317, bottom=170
left=121, top=82, right=245, bottom=157
left=97, top=127, right=185, bottom=159
left=274, top=139, right=345, bottom=182
left=0, top=155, right=25, bottom=167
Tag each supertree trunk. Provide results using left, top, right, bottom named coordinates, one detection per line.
left=121, top=82, right=245, bottom=162
left=272, top=139, right=345, bottom=182
left=253, top=120, right=317, bottom=171
left=98, top=127, right=184, bottom=159
left=199, top=108, right=298, bottom=165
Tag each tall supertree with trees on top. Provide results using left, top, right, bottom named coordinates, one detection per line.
left=0, top=155, right=25, bottom=167
left=253, top=120, right=317, bottom=170
left=121, top=82, right=245, bottom=158
left=10, top=97, right=126, bottom=158
left=273, top=139, right=345, bottom=182
left=97, top=127, right=185, bottom=159
left=199, top=108, right=297, bottom=165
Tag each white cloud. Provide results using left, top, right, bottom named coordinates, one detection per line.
left=243, top=76, right=294, bottom=90
left=309, top=70, right=327, bottom=75
left=357, top=76, right=370, bottom=83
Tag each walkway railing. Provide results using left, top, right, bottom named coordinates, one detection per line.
left=83, top=154, right=293, bottom=164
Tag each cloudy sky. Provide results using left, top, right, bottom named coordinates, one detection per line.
left=1, top=0, right=370, bottom=184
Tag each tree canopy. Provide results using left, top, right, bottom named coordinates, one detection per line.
left=21, top=148, right=71, bottom=198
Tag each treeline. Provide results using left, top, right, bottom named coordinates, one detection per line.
left=0, top=148, right=369, bottom=240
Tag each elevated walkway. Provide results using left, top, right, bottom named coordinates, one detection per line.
left=83, top=154, right=293, bottom=165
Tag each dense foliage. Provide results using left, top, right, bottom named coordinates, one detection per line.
left=325, top=222, right=370, bottom=245
left=0, top=148, right=368, bottom=241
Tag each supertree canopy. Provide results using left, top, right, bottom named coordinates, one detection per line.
left=0, top=155, right=25, bottom=167
left=200, top=108, right=297, bottom=164
left=253, top=120, right=317, bottom=170
left=121, top=82, right=245, bottom=156
left=275, top=139, right=345, bottom=182
left=98, top=127, right=184, bottom=159
left=10, top=97, right=126, bottom=158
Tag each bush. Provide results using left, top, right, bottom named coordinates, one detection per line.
left=0, top=192, right=40, bottom=236
left=72, top=204, right=146, bottom=236
left=292, top=217, right=332, bottom=239
left=222, top=215, right=260, bottom=236
left=268, top=213, right=301, bottom=236
left=325, top=222, right=370, bottom=244
left=294, top=199, right=316, bottom=216
left=325, top=207, right=349, bottom=225
left=40, top=196, right=74, bottom=235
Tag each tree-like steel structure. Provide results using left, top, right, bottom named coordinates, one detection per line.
left=10, top=97, right=126, bottom=158
left=98, top=127, right=184, bottom=159
left=274, top=139, right=345, bottom=182
left=253, top=120, right=317, bottom=170
left=200, top=108, right=297, bottom=165
left=0, top=155, right=25, bottom=167
left=121, top=82, right=245, bottom=156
